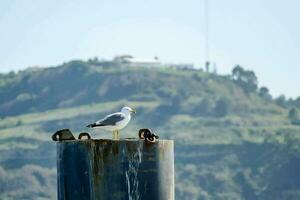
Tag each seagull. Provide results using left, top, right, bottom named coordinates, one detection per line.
left=86, top=106, right=136, bottom=139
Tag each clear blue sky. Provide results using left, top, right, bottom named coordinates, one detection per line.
left=0, top=0, right=299, bottom=98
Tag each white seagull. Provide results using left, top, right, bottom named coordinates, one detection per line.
left=86, top=106, right=136, bottom=139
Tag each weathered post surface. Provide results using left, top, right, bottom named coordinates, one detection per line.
left=57, top=139, right=174, bottom=200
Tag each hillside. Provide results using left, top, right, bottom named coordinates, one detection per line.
left=0, top=60, right=283, bottom=117
left=0, top=59, right=300, bottom=199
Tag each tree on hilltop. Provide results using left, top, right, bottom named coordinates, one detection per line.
left=231, top=65, right=258, bottom=94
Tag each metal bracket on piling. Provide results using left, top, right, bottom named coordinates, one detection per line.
left=78, top=132, right=91, bottom=140
left=52, top=129, right=92, bottom=141
left=138, top=128, right=159, bottom=143
left=52, top=129, right=76, bottom=141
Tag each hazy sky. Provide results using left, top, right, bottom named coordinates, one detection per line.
left=0, top=0, right=299, bottom=98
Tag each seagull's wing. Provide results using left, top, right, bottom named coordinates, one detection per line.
left=87, top=112, right=125, bottom=128
left=97, top=113, right=125, bottom=126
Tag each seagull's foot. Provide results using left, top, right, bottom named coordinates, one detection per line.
left=116, top=130, right=120, bottom=140
left=112, top=130, right=120, bottom=140
left=112, top=131, right=116, bottom=140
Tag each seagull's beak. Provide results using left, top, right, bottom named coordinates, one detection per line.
left=130, top=109, right=136, bottom=114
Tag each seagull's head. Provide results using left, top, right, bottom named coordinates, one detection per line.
left=121, top=106, right=136, bottom=115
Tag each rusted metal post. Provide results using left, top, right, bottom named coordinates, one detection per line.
left=57, top=139, right=174, bottom=200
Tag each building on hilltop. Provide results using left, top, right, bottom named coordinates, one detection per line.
left=113, top=54, right=195, bottom=70
left=114, top=55, right=161, bottom=68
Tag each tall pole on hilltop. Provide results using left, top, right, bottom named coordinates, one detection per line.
left=204, top=0, right=210, bottom=72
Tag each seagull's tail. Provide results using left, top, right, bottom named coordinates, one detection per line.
left=86, top=123, right=96, bottom=128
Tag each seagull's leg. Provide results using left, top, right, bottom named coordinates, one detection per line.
left=116, top=130, right=120, bottom=140
left=112, top=130, right=116, bottom=140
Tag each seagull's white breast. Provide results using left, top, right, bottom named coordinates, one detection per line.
left=115, top=114, right=131, bottom=130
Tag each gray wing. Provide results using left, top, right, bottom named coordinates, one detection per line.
left=96, top=113, right=125, bottom=126
left=86, top=112, right=126, bottom=128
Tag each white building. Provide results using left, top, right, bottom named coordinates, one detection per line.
left=114, top=55, right=161, bottom=68
left=113, top=55, right=195, bottom=70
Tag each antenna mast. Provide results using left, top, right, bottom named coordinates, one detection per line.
left=204, top=0, right=210, bottom=72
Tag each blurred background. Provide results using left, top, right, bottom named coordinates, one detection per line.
left=0, top=0, right=300, bottom=199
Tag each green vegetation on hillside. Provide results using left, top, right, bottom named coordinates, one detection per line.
left=0, top=59, right=299, bottom=199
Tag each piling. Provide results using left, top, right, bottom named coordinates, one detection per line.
left=56, top=139, right=174, bottom=200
